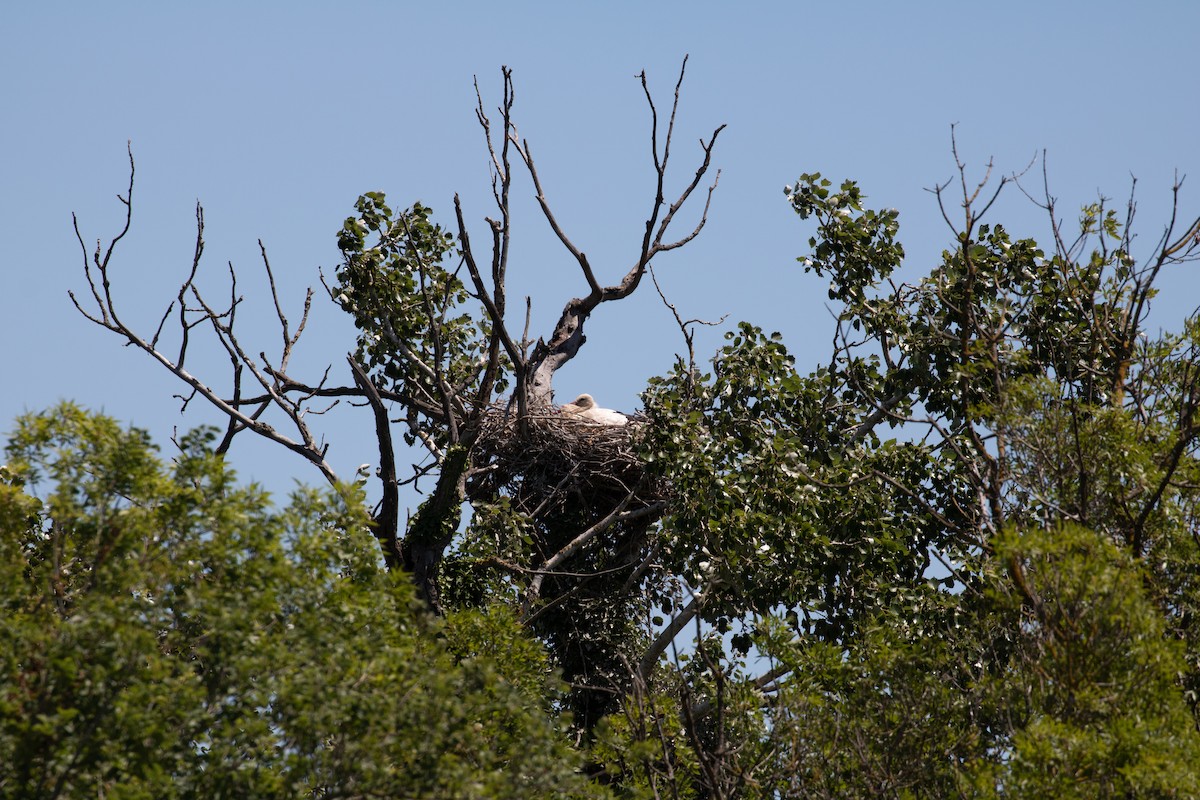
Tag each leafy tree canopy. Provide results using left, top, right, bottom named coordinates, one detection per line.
left=17, top=64, right=1200, bottom=797
left=1, top=404, right=603, bottom=799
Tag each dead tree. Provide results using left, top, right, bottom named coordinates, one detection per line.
left=73, top=59, right=723, bottom=727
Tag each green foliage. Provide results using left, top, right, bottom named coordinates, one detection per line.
left=623, top=168, right=1200, bottom=796
left=334, top=194, right=504, bottom=446
left=786, top=173, right=905, bottom=306
left=43, top=134, right=1200, bottom=797
left=971, top=524, right=1200, bottom=797
left=591, top=688, right=702, bottom=800
left=641, top=323, right=976, bottom=643
left=0, top=404, right=602, bottom=799
left=738, top=523, right=1200, bottom=798
left=441, top=497, right=530, bottom=609
left=764, top=626, right=990, bottom=797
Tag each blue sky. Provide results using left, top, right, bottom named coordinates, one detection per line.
left=3, top=2, right=1198, bottom=498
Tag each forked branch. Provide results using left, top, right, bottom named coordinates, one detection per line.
left=510, top=57, right=726, bottom=404
left=70, top=150, right=347, bottom=486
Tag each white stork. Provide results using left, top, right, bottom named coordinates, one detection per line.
left=560, top=393, right=628, bottom=426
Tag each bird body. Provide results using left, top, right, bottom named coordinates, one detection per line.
left=560, top=393, right=628, bottom=426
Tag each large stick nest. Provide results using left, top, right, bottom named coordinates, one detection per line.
left=469, top=406, right=668, bottom=522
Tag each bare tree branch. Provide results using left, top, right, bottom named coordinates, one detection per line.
left=70, top=152, right=346, bottom=487
left=349, top=355, right=402, bottom=569
left=521, top=489, right=662, bottom=613
left=515, top=57, right=724, bottom=404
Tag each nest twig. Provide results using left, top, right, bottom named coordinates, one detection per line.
left=470, top=405, right=667, bottom=521
left=460, top=405, right=671, bottom=733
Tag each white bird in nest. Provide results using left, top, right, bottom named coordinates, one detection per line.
left=559, top=393, right=629, bottom=426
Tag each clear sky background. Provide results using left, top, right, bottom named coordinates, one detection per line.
left=3, top=2, right=1198, bottom=500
